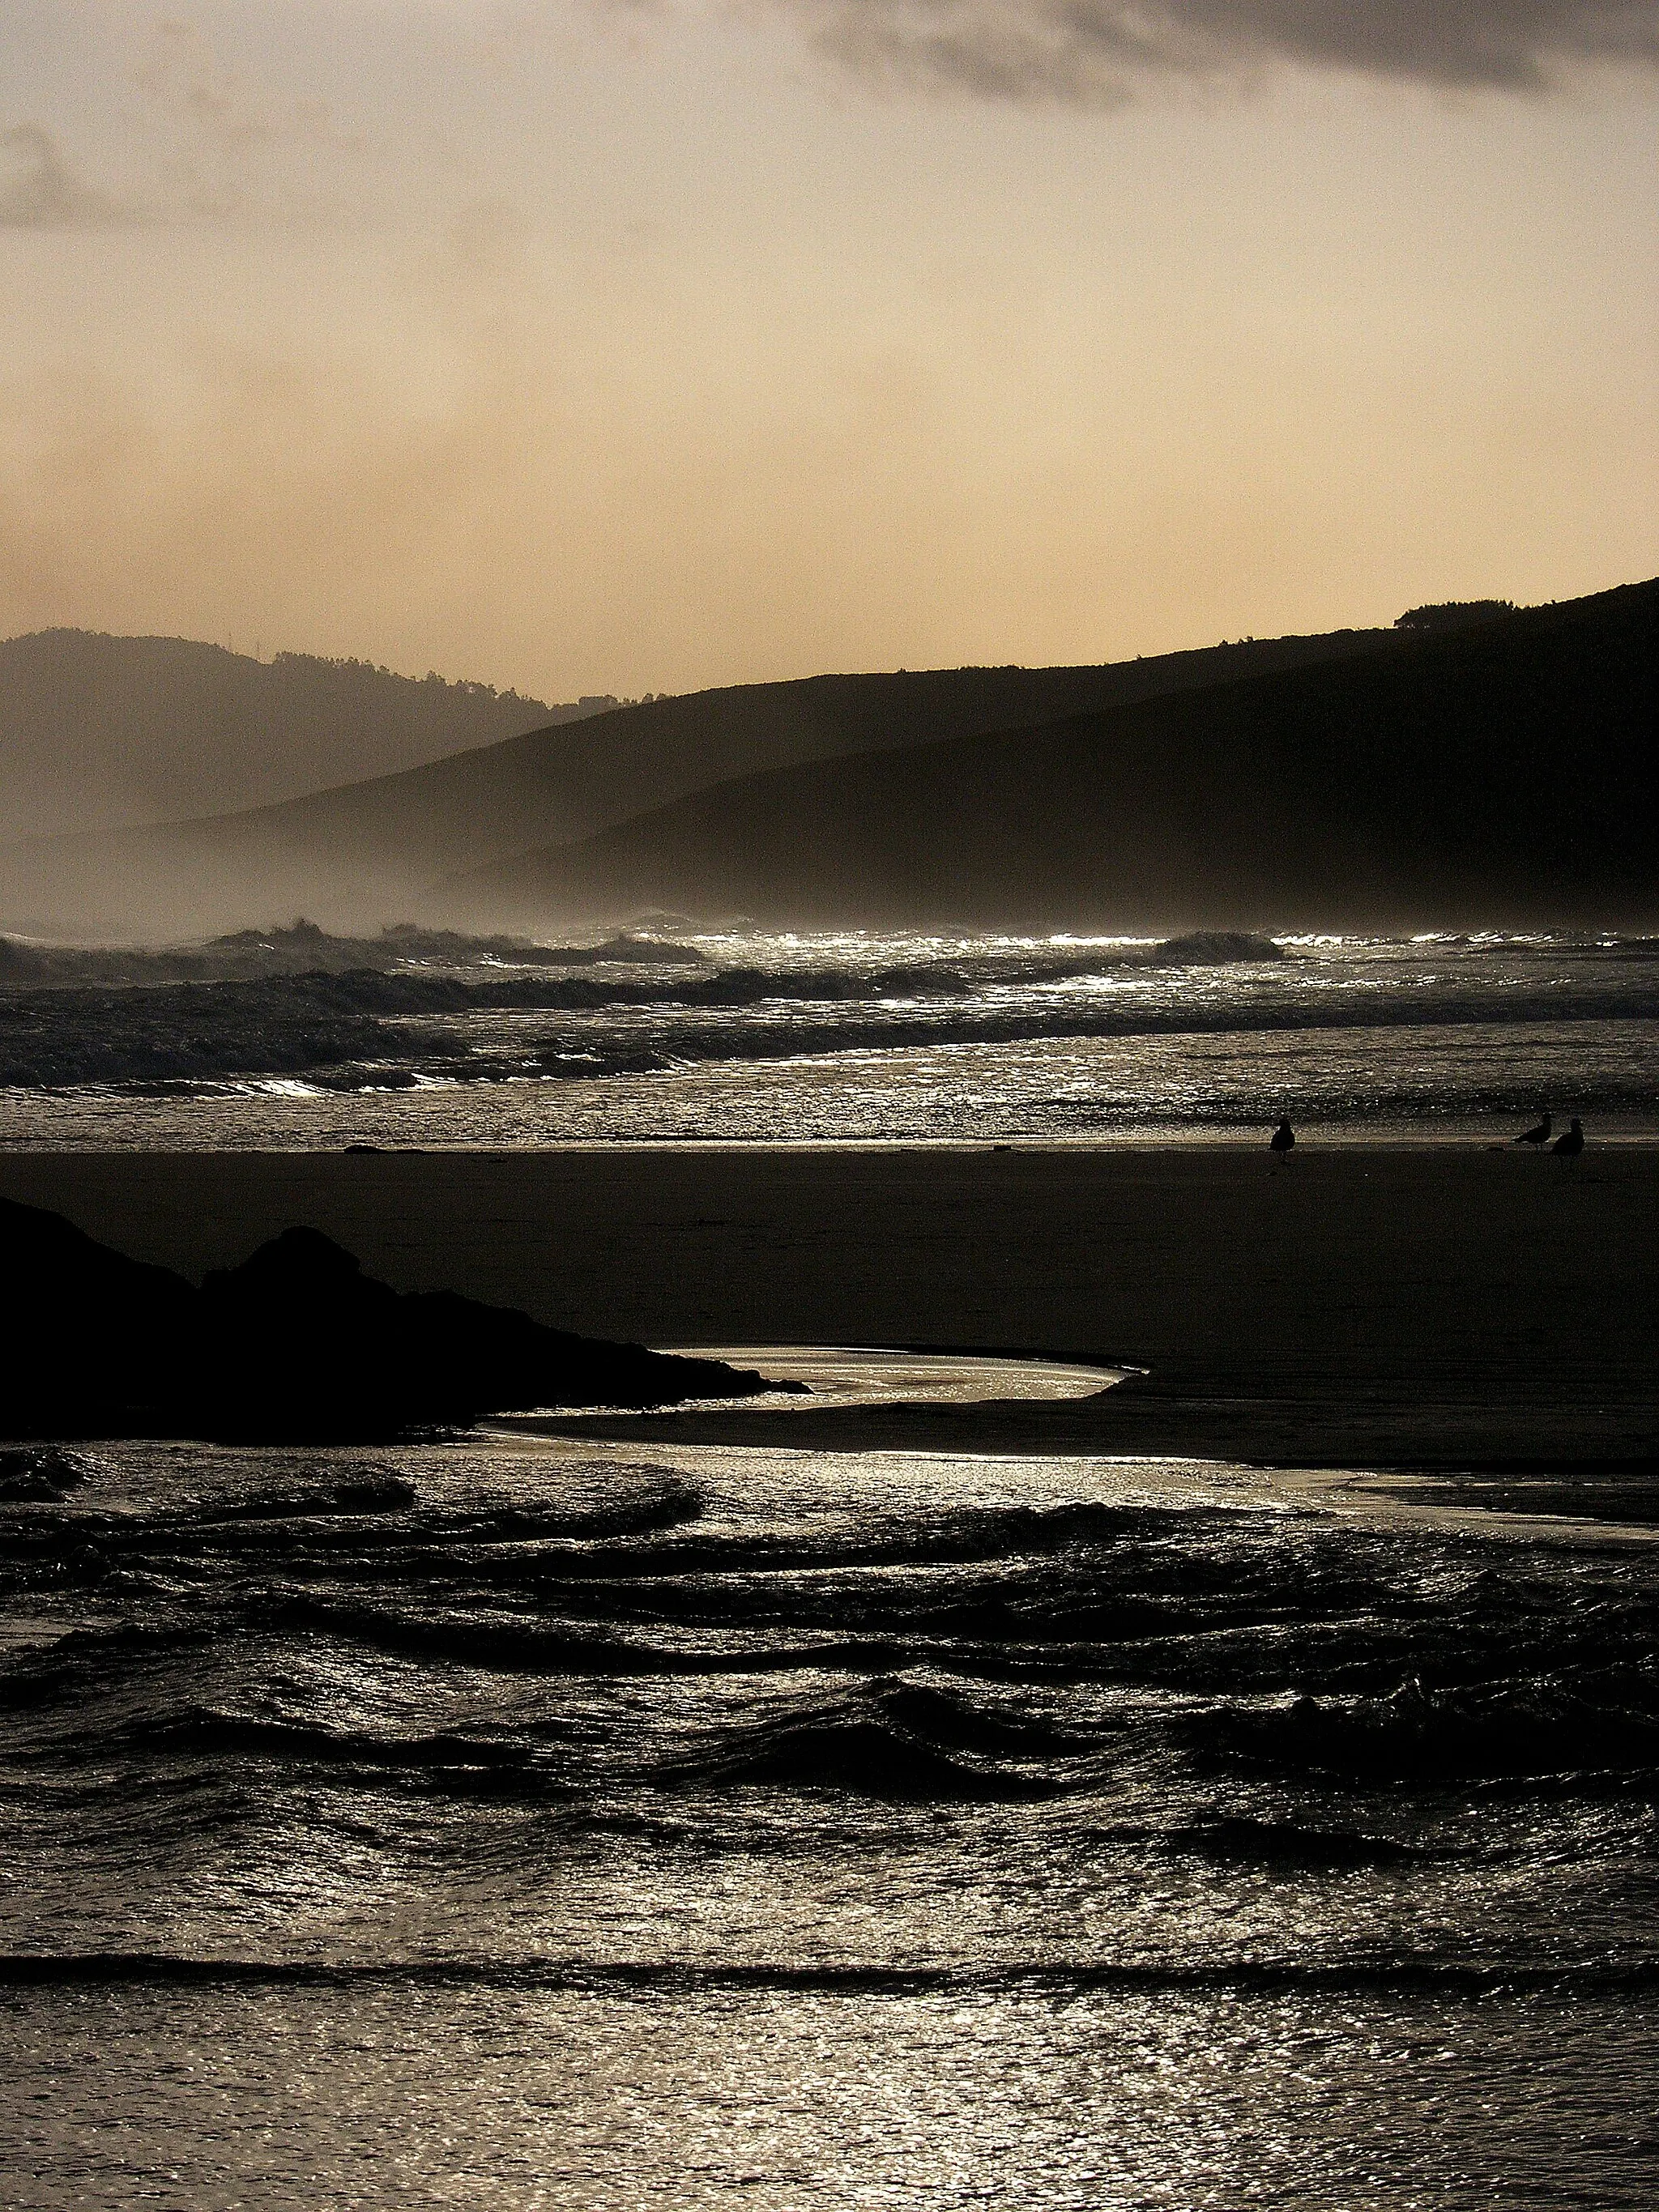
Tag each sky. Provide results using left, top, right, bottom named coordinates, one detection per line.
left=2, top=1, right=1656, bottom=700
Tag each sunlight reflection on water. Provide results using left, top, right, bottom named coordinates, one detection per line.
left=4, top=1018, right=1657, bottom=1149
left=2, top=930, right=1657, bottom=1147
left=0, top=1233, right=1656, bottom=2206
left=4, top=1980, right=1652, bottom=2209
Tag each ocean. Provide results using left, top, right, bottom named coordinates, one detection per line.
left=0, top=928, right=1656, bottom=1147
left=2, top=928, right=1657, bottom=2206
left=1, top=1417, right=1655, bottom=2206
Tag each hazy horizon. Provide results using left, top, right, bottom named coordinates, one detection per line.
left=4, top=3, right=1656, bottom=704
left=0, top=578, right=1648, bottom=944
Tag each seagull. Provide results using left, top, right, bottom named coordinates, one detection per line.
left=1551, top=1117, right=1584, bottom=1157
left=1270, top=1119, right=1295, bottom=1158
left=1515, top=1111, right=1552, bottom=1147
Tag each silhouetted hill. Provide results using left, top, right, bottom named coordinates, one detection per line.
left=0, top=629, right=1389, bottom=938
left=0, top=629, right=606, bottom=838
left=436, top=582, right=1658, bottom=934
left=0, top=1197, right=780, bottom=1439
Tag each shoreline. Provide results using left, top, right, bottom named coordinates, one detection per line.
left=500, top=1394, right=1659, bottom=1515
left=6, top=1125, right=1659, bottom=1156
left=2, top=1145, right=1653, bottom=1507
left=483, top=1417, right=1659, bottom=1541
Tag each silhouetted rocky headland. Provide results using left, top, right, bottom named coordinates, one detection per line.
left=0, top=1197, right=787, bottom=1441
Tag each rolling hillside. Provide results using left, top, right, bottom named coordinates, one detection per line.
left=433, top=582, right=1659, bottom=935
left=0, top=630, right=587, bottom=839
left=0, top=629, right=1392, bottom=939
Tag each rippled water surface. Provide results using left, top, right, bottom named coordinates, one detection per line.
left=2, top=1430, right=1655, bottom=2206
left=3, top=929, right=1657, bottom=1145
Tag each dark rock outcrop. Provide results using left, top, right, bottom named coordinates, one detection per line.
left=586, top=934, right=706, bottom=964
left=1146, top=931, right=1287, bottom=965
left=0, top=1198, right=783, bottom=1441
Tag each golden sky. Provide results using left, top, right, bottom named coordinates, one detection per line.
left=2, top=2, right=1656, bottom=699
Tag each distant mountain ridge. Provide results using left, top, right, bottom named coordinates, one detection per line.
left=0, top=628, right=1395, bottom=939
left=0, top=629, right=616, bottom=840
left=433, top=582, right=1659, bottom=935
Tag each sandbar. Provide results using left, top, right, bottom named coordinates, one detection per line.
left=1, top=1145, right=1653, bottom=1501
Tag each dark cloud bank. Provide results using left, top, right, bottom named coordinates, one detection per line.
left=804, top=0, right=1659, bottom=103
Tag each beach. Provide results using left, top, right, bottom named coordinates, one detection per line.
left=6, top=1142, right=1659, bottom=2206
left=2, top=1142, right=1653, bottom=1481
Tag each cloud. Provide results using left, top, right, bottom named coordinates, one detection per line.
left=0, top=26, right=382, bottom=240
left=791, top=0, right=1659, bottom=104
left=132, top=22, right=374, bottom=224
left=0, top=126, right=132, bottom=229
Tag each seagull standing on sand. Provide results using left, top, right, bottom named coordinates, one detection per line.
left=1552, top=1117, right=1584, bottom=1157
left=1515, top=1112, right=1552, bottom=1147
left=1270, top=1119, right=1295, bottom=1158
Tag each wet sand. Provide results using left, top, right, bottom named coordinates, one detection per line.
left=1, top=1146, right=1654, bottom=1493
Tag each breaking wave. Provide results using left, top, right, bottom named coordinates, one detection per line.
left=2, top=931, right=1657, bottom=1097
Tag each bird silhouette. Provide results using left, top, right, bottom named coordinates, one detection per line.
left=1270, top=1119, right=1295, bottom=1157
left=1551, top=1117, right=1584, bottom=1157
left=1515, top=1112, right=1552, bottom=1147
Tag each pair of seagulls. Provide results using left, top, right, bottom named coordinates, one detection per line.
left=1268, top=1113, right=1586, bottom=1155
left=1516, top=1112, right=1584, bottom=1156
